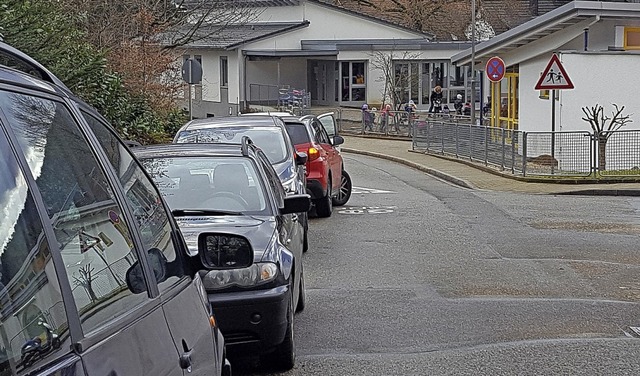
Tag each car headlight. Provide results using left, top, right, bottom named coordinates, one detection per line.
left=282, top=176, right=297, bottom=194
left=202, top=262, right=279, bottom=290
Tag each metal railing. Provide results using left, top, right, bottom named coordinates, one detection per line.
left=413, top=119, right=640, bottom=178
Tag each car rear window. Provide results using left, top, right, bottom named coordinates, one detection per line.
left=175, top=126, right=289, bottom=164
left=284, top=123, right=310, bottom=145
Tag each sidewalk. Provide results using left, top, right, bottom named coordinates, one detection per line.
left=342, top=135, right=640, bottom=196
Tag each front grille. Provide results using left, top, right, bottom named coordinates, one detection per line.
left=224, top=332, right=260, bottom=345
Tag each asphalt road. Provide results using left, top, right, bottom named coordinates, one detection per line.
left=238, top=153, right=640, bottom=375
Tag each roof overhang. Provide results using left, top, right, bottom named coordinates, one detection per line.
left=452, top=0, right=640, bottom=65
left=302, top=39, right=471, bottom=52
left=243, top=50, right=339, bottom=58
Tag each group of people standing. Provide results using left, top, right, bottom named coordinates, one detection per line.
left=361, top=86, right=473, bottom=131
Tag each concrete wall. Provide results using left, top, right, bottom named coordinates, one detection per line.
left=519, top=52, right=640, bottom=133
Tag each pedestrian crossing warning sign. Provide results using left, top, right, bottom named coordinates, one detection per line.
left=534, top=53, right=574, bottom=90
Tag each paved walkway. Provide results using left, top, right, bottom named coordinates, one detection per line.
left=342, top=135, right=640, bottom=196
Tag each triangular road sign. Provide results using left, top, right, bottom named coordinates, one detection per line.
left=79, top=231, right=101, bottom=253
left=535, top=54, right=574, bottom=90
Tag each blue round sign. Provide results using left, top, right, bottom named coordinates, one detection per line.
left=485, top=56, right=505, bottom=82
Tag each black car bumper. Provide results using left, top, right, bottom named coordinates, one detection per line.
left=306, top=179, right=325, bottom=200
left=208, top=284, right=290, bottom=355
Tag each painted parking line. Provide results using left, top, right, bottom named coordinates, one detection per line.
left=352, top=186, right=396, bottom=194
left=338, top=206, right=397, bottom=215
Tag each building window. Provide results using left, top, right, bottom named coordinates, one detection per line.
left=220, top=56, right=228, bottom=87
left=624, top=27, right=640, bottom=50
left=340, top=61, right=366, bottom=102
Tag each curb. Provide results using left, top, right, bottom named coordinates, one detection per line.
left=342, top=147, right=476, bottom=190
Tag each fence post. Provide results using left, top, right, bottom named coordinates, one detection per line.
left=469, top=124, right=473, bottom=161
left=484, top=126, right=489, bottom=166
left=522, top=132, right=528, bottom=177
left=511, top=130, right=516, bottom=174
left=441, top=121, right=445, bottom=154
left=501, top=128, right=506, bottom=171
left=455, top=123, right=459, bottom=158
left=426, top=120, right=433, bottom=151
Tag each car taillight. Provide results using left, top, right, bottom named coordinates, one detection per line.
left=307, top=147, right=320, bottom=161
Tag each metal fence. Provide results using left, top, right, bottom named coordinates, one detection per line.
left=413, top=119, right=640, bottom=178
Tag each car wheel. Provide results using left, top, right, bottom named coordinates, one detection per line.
left=332, top=170, right=352, bottom=206
left=314, top=178, right=333, bottom=218
left=296, top=264, right=306, bottom=313
left=266, top=289, right=295, bottom=371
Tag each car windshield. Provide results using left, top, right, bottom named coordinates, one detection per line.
left=175, top=127, right=289, bottom=164
left=141, top=156, right=269, bottom=214
left=284, top=123, right=311, bottom=145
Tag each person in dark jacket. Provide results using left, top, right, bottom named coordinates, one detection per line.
left=429, top=86, right=443, bottom=114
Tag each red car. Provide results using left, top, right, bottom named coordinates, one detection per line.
left=282, top=113, right=351, bottom=217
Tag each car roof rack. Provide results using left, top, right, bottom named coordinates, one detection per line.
left=0, top=41, right=72, bottom=92
left=240, top=136, right=253, bottom=156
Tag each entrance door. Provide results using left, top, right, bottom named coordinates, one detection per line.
left=312, top=61, right=336, bottom=106
left=490, top=72, right=519, bottom=130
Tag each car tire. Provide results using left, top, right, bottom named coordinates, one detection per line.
left=314, top=177, right=333, bottom=218
left=332, top=170, right=352, bottom=206
left=266, top=289, right=295, bottom=371
left=296, top=264, right=306, bottom=313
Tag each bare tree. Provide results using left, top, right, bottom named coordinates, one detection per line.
left=581, top=103, right=633, bottom=171
left=322, top=0, right=529, bottom=40
left=73, top=265, right=99, bottom=303
left=60, top=0, right=261, bottom=50
left=370, top=50, right=420, bottom=110
left=57, top=1, right=261, bottom=118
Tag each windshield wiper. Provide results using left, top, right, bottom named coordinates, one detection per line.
left=171, top=209, right=243, bottom=217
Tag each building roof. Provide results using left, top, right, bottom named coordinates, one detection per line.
left=451, top=0, right=640, bottom=65
left=301, top=39, right=471, bottom=51
left=180, top=0, right=301, bottom=7
left=310, top=0, right=434, bottom=39
left=179, top=22, right=310, bottom=49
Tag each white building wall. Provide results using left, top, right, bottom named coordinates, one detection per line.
left=199, top=50, right=221, bottom=102
left=519, top=52, right=640, bottom=133
left=246, top=58, right=308, bottom=88
left=228, top=52, right=241, bottom=105
left=249, top=2, right=424, bottom=49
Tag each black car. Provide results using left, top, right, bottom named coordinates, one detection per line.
left=173, top=115, right=310, bottom=251
left=0, top=43, right=229, bottom=375
left=134, top=139, right=310, bottom=371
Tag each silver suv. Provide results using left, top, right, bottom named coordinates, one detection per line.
left=0, top=42, right=229, bottom=376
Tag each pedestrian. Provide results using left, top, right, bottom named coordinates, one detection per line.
left=429, top=86, right=443, bottom=114
left=361, top=103, right=374, bottom=131
left=454, top=94, right=464, bottom=115
left=379, top=104, right=393, bottom=132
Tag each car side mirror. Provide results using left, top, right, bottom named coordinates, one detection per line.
left=126, top=248, right=168, bottom=294
left=332, top=135, right=344, bottom=146
left=281, top=194, right=311, bottom=214
left=198, top=233, right=253, bottom=269
left=295, top=151, right=308, bottom=165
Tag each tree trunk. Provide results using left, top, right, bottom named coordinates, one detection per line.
left=598, top=134, right=607, bottom=171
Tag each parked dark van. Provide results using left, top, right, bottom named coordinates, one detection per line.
left=0, top=43, right=229, bottom=375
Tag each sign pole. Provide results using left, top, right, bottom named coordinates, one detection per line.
left=551, top=89, right=556, bottom=174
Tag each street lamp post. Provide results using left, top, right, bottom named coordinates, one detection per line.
left=470, top=0, right=476, bottom=125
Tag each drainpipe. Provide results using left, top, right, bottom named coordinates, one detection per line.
left=243, top=52, right=247, bottom=114
left=583, top=15, right=601, bottom=52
